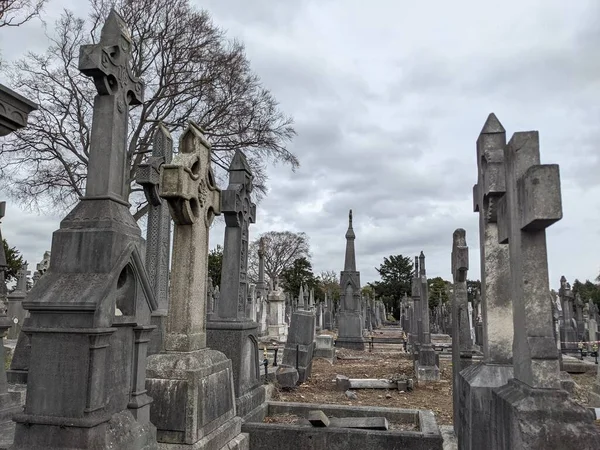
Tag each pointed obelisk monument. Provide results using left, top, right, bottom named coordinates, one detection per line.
left=336, top=210, right=365, bottom=350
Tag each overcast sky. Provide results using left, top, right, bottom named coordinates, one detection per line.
left=1, top=0, right=600, bottom=289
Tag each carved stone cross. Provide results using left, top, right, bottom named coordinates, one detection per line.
left=497, top=131, right=562, bottom=389
left=451, top=228, right=471, bottom=352
left=216, top=150, right=256, bottom=320
left=79, top=9, right=144, bottom=202
left=136, top=124, right=173, bottom=315
left=160, top=122, right=221, bottom=352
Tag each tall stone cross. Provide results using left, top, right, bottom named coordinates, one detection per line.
left=472, top=113, right=512, bottom=365
left=160, top=121, right=221, bottom=352
left=418, top=252, right=431, bottom=345
left=137, top=124, right=173, bottom=315
left=256, top=237, right=267, bottom=301
left=79, top=9, right=144, bottom=202
left=451, top=228, right=471, bottom=352
left=497, top=130, right=562, bottom=389
left=216, top=150, right=256, bottom=320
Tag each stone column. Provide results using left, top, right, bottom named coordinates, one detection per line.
left=207, top=149, right=267, bottom=421
left=457, top=113, right=514, bottom=450
left=146, top=122, right=248, bottom=448
left=559, top=276, right=578, bottom=351
left=267, top=278, right=287, bottom=342
left=492, top=130, right=597, bottom=448
left=415, top=252, right=439, bottom=382
left=137, top=124, right=173, bottom=355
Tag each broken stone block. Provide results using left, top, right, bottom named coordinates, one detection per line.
left=307, top=410, right=330, bottom=427
left=276, top=365, right=299, bottom=389
left=328, top=417, right=389, bottom=431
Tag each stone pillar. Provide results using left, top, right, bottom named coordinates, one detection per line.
left=267, top=279, right=287, bottom=342
left=12, top=12, right=158, bottom=449
left=492, top=130, right=597, bottom=448
left=137, top=124, right=173, bottom=356
left=206, top=150, right=267, bottom=421
left=451, top=229, right=474, bottom=435
left=7, top=264, right=29, bottom=340
left=559, top=276, right=578, bottom=351
left=336, top=210, right=364, bottom=350
left=145, top=122, right=248, bottom=448
left=415, top=252, right=439, bottom=383
left=458, top=113, right=514, bottom=450
left=411, top=256, right=421, bottom=352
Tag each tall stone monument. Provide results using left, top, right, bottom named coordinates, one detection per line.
left=145, top=122, right=248, bottom=448
left=137, top=124, right=173, bottom=355
left=207, top=150, right=266, bottom=421
left=336, top=210, right=364, bottom=350
left=559, top=276, right=578, bottom=352
left=458, top=113, right=514, bottom=450
left=12, top=11, right=158, bottom=449
left=450, top=228, right=474, bottom=434
left=7, top=264, right=29, bottom=340
left=267, top=278, right=287, bottom=342
left=414, top=252, right=439, bottom=382
left=492, top=130, right=598, bottom=448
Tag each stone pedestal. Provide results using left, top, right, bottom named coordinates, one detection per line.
left=266, top=292, right=287, bottom=343
left=414, top=344, right=439, bottom=383
left=146, top=349, right=248, bottom=449
left=6, top=318, right=30, bottom=385
left=282, top=311, right=315, bottom=383
left=323, top=310, right=332, bottom=330
left=6, top=291, right=26, bottom=341
left=457, top=363, right=514, bottom=450
left=314, top=335, right=335, bottom=360
left=492, top=378, right=598, bottom=449
left=335, top=312, right=365, bottom=350
left=206, top=320, right=266, bottom=420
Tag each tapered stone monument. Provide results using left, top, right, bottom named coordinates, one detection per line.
left=137, top=124, right=173, bottom=355
left=207, top=150, right=267, bottom=422
left=267, top=278, right=287, bottom=342
left=450, top=228, right=474, bottom=434
left=414, top=252, right=439, bottom=382
left=458, top=113, right=514, bottom=450
left=145, top=122, right=248, bottom=449
left=336, top=210, right=365, bottom=350
left=12, top=11, right=158, bottom=449
left=492, top=130, right=598, bottom=448
left=559, top=276, right=578, bottom=352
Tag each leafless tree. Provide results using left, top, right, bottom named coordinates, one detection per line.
left=317, top=269, right=341, bottom=300
left=247, top=231, right=310, bottom=285
left=0, top=0, right=297, bottom=219
left=0, top=0, right=46, bottom=28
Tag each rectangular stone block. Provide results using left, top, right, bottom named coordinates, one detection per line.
left=307, top=410, right=330, bottom=427
left=483, top=160, right=506, bottom=197
left=497, top=195, right=509, bottom=244
left=328, top=417, right=389, bottom=430
left=518, top=164, right=562, bottom=231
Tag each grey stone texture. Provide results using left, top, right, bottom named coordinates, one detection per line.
left=12, top=11, right=158, bottom=449
left=337, top=210, right=365, bottom=350
left=415, top=252, right=439, bottom=383
left=559, top=276, right=578, bottom=351
left=282, top=310, right=316, bottom=383
left=313, top=334, right=335, bottom=360
left=206, top=150, right=265, bottom=420
left=275, top=366, right=299, bottom=389
left=451, top=228, right=474, bottom=434
left=137, top=124, right=174, bottom=356
left=6, top=264, right=28, bottom=340
left=145, top=122, right=247, bottom=448
left=492, top=129, right=599, bottom=448
left=458, top=113, right=514, bottom=450
left=0, top=83, right=37, bottom=136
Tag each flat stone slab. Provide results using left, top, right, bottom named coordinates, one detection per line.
left=307, top=410, right=330, bottom=427
left=328, top=417, right=389, bottom=430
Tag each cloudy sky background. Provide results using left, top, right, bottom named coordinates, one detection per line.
left=1, top=0, right=600, bottom=288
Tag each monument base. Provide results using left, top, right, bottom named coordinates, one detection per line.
left=281, top=342, right=315, bottom=383
left=206, top=320, right=262, bottom=407
left=336, top=312, right=364, bottom=350
left=492, top=378, right=599, bottom=450
left=12, top=410, right=158, bottom=450
left=235, top=384, right=270, bottom=423
left=146, top=348, right=246, bottom=448
left=457, top=362, right=513, bottom=450
left=415, top=362, right=440, bottom=383
left=267, top=324, right=287, bottom=343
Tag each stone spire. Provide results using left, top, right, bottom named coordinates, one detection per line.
left=344, top=209, right=356, bottom=271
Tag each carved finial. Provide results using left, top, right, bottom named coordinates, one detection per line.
left=349, top=209, right=353, bottom=227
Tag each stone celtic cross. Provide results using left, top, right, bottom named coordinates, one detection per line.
left=79, top=9, right=144, bottom=202
left=160, top=121, right=221, bottom=352
left=497, top=130, right=562, bottom=389
left=217, top=150, right=256, bottom=320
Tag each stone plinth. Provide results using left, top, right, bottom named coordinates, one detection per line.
left=313, top=335, right=335, bottom=360
left=282, top=311, right=315, bottom=383
left=335, top=311, right=365, bottom=350
left=266, top=288, right=287, bottom=343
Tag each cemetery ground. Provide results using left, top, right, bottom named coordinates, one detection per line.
left=270, top=329, right=599, bottom=428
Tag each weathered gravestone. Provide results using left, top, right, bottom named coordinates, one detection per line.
left=559, top=276, right=578, bottom=352
left=458, top=113, right=514, bottom=450
left=7, top=264, right=29, bottom=340
left=12, top=11, right=158, bottom=449
left=136, top=124, right=173, bottom=356
left=0, top=203, right=24, bottom=447
left=323, top=292, right=332, bottom=330
left=492, top=130, right=598, bottom=448
left=267, top=278, right=287, bottom=342
left=451, top=228, right=474, bottom=435
left=145, top=122, right=248, bottom=448
left=336, top=210, right=365, bottom=350
left=415, top=252, right=439, bottom=383
left=207, top=150, right=267, bottom=421
left=410, top=256, right=420, bottom=352
left=281, top=306, right=316, bottom=383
